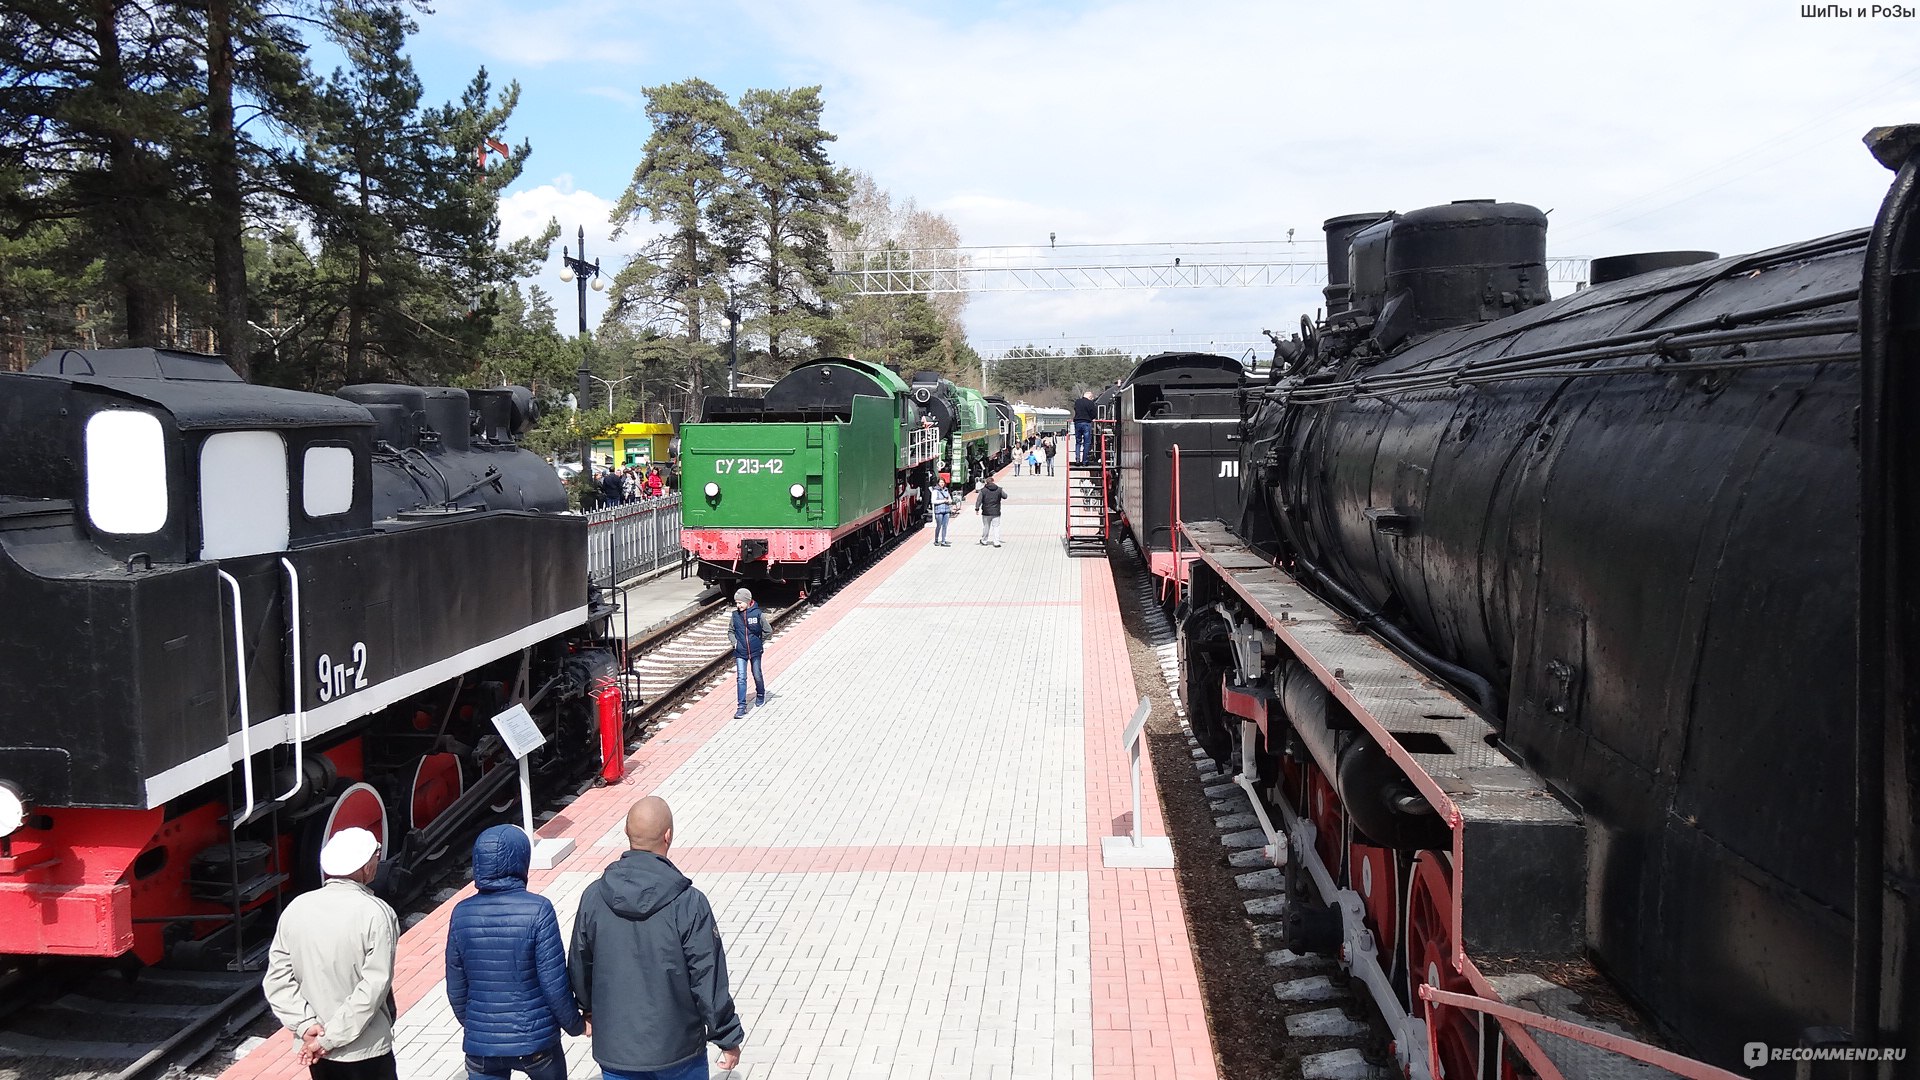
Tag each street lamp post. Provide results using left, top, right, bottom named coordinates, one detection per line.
left=559, top=225, right=604, bottom=474
left=588, top=374, right=631, bottom=410
left=725, top=304, right=741, bottom=396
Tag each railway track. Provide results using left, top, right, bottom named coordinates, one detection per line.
left=1112, top=537, right=1379, bottom=1078
left=0, top=964, right=267, bottom=1080
left=618, top=596, right=805, bottom=746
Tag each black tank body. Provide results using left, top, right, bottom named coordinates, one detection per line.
left=0, top=351, right=584, bottom=810
left=1253, top=227, right=1864, bottom=1061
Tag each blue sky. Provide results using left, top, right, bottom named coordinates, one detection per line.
left=398, top=0, right=1919, bottom=352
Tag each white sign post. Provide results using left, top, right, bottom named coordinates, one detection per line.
left=1101, top=697, right=1175, bottom=868
left=491, top=703, right=576, bottom=871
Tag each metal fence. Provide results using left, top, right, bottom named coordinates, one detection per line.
left=586, top=495, right=683, bottom=586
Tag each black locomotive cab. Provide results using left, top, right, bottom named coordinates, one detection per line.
left=1113, top=352, right=1245, bottom=584
left=18, top=348, right=376, bottom=568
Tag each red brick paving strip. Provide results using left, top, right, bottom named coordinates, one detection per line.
left=1080, top=559, right=1217, bottom=1080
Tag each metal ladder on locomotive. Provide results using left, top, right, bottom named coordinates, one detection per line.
left=1064, top=418, right=1114, bottom=555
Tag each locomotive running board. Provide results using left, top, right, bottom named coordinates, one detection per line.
left=1179, top=522, right=1622, bottom=1079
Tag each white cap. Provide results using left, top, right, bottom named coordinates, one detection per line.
left=319, top=827, right=381, bottom=877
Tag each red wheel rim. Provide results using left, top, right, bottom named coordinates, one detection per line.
left=410, top=753, right=464, bottom=832
left=1406, top=852, right=1479, bottom=1080
left=1307, top=766, right=1342, bottom=875
left=323, top=782, right=388, bottom=856
left=1279, top=755, right=1304, bottom=808
left=1351, top=841, right=1398, bottom=961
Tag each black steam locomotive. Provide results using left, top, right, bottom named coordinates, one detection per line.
left=0, top=349, right=624, bottom=965
left=1176, top=128, right=1920, bottom=1078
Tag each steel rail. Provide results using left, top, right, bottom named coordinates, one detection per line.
left=625, top=596, right=726, bottom=656
left=114, top=979, right=270, bottom=1080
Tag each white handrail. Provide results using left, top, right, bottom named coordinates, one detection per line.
left=217, top=570, right=258, bottom=825
left=275, top=558, right=305, bottom=803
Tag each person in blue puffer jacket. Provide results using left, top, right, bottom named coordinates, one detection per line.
left=446, top=825, right=585, bottom=1080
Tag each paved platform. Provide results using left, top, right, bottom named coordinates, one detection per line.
left=222, top=464, right=1213, bottom=1080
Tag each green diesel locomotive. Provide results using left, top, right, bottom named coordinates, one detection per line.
left=681, top=357, right=945, bottom=588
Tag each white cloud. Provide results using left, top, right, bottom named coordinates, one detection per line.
left=418, top=0, right=653, bottom=67
left=582, top=86, right=642, bottom=108
left=451, top=0, right=1916, bottom=347
left=731, top=0, right=1913, bottom=346
left=498, top=183, right=661, bottom=334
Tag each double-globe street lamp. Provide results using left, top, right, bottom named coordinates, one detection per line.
left=559, top=225, right=605, bottom=475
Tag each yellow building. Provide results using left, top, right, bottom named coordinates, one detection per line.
left=591, top=422, right=677, bottom=470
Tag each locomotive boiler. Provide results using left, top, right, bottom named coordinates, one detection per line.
left=1178, top=130, right=1920, bottom=1078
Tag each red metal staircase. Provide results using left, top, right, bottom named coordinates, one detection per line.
left=1064, top=422, right=1114, bottom=556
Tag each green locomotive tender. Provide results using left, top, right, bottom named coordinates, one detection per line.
left=682, top=357, right=945, bottom=587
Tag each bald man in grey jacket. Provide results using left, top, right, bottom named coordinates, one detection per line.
left=570, top=797, right=744, bottom=1079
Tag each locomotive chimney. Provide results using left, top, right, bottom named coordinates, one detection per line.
left=1321, top=213, right=1391, bottom=317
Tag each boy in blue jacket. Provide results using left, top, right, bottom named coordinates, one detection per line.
left=729, top=587, right=767, bottom=719
left=446, top=825, right=585, bottom=1080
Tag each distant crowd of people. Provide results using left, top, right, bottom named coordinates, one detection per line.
left=596, top=464, right=669, bottom=509
left=1010, top=432, right=1056, bottom=477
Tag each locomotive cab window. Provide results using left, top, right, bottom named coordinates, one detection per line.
left=85, top=410, right=169, bottom=535
left=199, top=430, right=290, bottom=559
left=302, top=445, right=355, bottom=517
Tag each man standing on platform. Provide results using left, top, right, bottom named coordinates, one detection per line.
left=263, top=828, right=400, bottom=1080
left=1072, top=390, right=1097, bottom=463
left=570, top=797, right=745, bottom=1080
left=1042, top=434, right=1057, bottom=476
left=975, top=475, right=1008, bottom=547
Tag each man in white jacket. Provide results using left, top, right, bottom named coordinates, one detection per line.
left=263, top=828, right=400, bottom=1079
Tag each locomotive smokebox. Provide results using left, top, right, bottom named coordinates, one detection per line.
left=1321, top=212, right=1391, bottom=317
left=1378, top=199, right=1548, bottom=347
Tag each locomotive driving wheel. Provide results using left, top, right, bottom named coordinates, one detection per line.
left=323, top=782, right=389, bottom=853
left=1406, top=851, right=1480, bottom=1080
left=1349, top=839, right=1402, bottom=992
left=296, top=782, right=391, bottom=889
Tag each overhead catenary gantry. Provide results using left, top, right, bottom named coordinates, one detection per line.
left=833, top=240, right=1593, bottom=295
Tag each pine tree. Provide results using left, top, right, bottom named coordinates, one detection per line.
left=0, top=0, right=207, bottom=346
left=606, top=78, right=741, bottom=417
left=720, top=85, right=851, bottom=369
left=177, top=0, right=316, bottom=376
